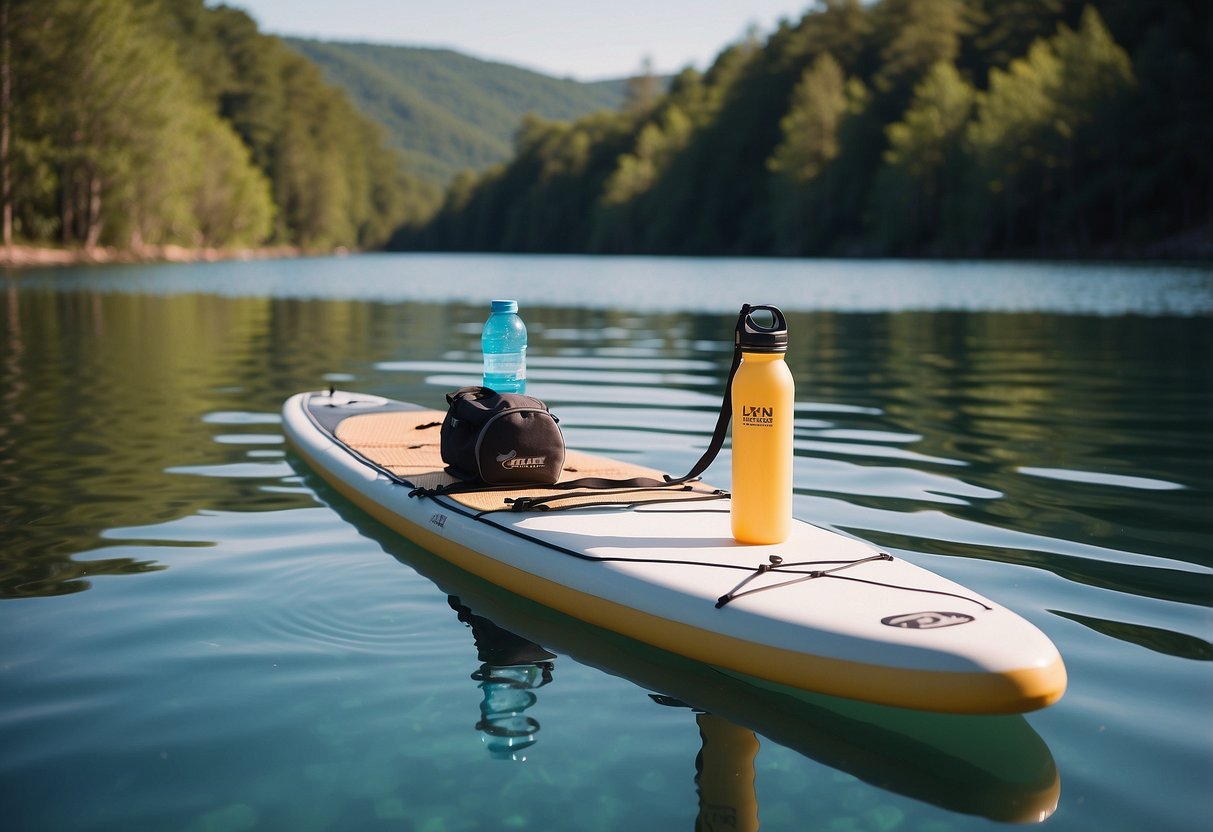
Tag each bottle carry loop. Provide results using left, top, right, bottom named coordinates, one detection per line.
left=409, top=305, right=755, bottom=502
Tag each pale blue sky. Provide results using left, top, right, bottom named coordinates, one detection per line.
left=226, top=1, right=813, bottom=80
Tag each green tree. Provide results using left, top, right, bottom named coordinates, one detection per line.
left=1113, top=1, right=1211, bottom=244
left=962, top=0, right=1073, bottom=77
left=593, top=106, right=693, bottom=250
left=1, top=0, right=12, bottom=245
left=768, top=53, right=877, bottom=253
left=189, top=109, right=275, bottom=247
left=1046, top=4, right=1136, bottom=246
left=964, top=5, right=1134, bottom=250
left=4, top=0, right=274, bottom=249
left=963, top=36, right=1060, bottom=248
left=197, top=5, right=435, bottom=250
left=623, top=55, right=662, bottom=116
left=769, top=53, right=849, bottom=185
left=874, top=0, right=974, bottom=97
left=502, top=112, right=633, bottom=251
left=41, top=0, right=174, bottom=246
left=776, top=0, right=875, bottom=75
left=871, top=60, right=975, bottom=252
left=623, top=44, right=763, bottom=252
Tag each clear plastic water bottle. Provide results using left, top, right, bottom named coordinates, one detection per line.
left=482, top=299, right=527, bottom=393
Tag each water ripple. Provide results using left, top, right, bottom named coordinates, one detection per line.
left=1019, top=466, right=1184, bottom=491
left=203, top=411, right=282, bottom=425
left=166, top=461, right=294, bottom=479
left=247, top=556, right=433, bottom=657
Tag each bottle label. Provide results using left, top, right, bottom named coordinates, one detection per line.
left=740, top=405, right=775, bottom=427
left=483, top=352, right=525, bottom=378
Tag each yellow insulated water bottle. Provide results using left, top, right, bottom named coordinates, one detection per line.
left=731, top=305, right=794, bottom=544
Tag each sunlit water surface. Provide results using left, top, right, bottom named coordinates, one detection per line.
left=2, top=255, right=1211, bottom=831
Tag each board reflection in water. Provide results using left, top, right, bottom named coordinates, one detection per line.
left=448, top=593, right=767, bottom=830
left=366, top=501, right=1060, bottom=825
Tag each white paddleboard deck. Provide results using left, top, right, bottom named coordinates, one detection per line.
left=283, top=390, right=1066, bottom=713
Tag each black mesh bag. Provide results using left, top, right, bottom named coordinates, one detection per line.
left=440, top=386, right=565, bottom=485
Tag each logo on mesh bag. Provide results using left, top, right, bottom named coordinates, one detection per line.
left=496, top=450, right=548, bottom=469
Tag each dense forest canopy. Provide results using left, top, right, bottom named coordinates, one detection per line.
left=398, top=0, right=1211, bottom=257
left=1, top=0, right=438, bottom=252
left=1, top=0, right=1208, bottom=258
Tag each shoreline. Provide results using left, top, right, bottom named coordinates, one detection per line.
left=4, top=231, right=1210, bottom=269
left=0, top=244, right=306, bottom=269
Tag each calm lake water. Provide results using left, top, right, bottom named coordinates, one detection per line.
left=2, top=254, right=1211, bottom=831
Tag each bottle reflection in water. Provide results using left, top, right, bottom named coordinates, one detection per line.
left=449, top=596, right=554, bottom=762
left=695, top=713, right=760, bottom=832
left=473, top=663, right=551, bottom=761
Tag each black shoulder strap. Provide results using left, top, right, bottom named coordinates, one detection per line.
left=667, top=303, right=750, bottom=486
left=410, top=305, right=752, bottom=499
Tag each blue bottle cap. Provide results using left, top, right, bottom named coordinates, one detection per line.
left=491, top=300, right=518, bottom=313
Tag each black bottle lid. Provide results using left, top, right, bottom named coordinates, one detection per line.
left=737, top=305, right=788, bottom=353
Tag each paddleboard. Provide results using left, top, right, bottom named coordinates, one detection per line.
left=301, top=478, right=1061, bottom=822
left=282, top=389, right=1067, bottom=714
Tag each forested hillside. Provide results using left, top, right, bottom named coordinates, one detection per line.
left=399, top=0, right=1211, bottom=258
left=2, top=0, right=439, bottom=253
left=4, top=0, right=1206, bottom=260
left=285, top=39, right=628, bottom=184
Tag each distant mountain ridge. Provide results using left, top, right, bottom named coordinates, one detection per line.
left=284, top=38, right=629, bottom=184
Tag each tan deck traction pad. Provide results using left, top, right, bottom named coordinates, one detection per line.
left=334, top=409, right=723, bottom=513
